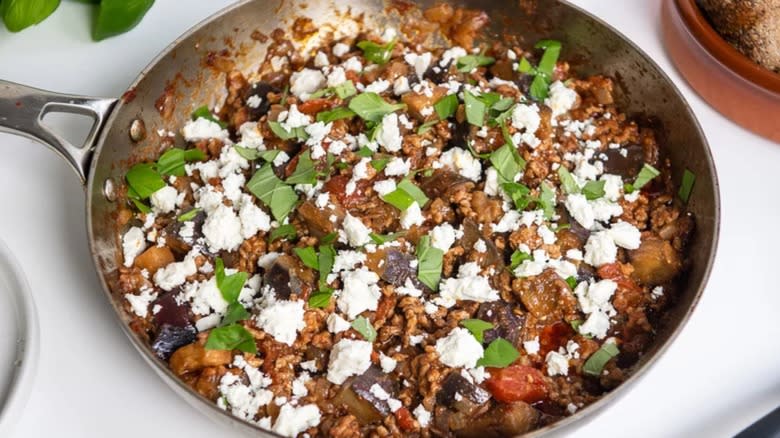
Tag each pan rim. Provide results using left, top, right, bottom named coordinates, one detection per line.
left=85, top=0, right=721, bottom=436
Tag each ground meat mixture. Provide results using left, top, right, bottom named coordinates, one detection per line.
left=116, top=4, right=694, bottom=437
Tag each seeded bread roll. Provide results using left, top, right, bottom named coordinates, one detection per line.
left=697, top=0, right=780, bottom=73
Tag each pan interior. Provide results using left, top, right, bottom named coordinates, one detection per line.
left=86, top=0, right=719, bottom=435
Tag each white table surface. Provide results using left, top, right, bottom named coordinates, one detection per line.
left=1, top=1, right=778, bottom=437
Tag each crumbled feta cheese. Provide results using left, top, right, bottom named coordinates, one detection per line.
left=384, top=157, right=411, bottom=176
left=327, top=313, right=352, bottom=333
left=400, top=202, right=425, bottom=228
left=150, top=186, right=178, bottom=214
left=437, top=262, right=499, bottom=307
left=379, top=352, right=398, bottom=373
left=395, top=278, right=423, bottom=297
left=327, top=339, right=373, bottom=384
left=584, top=231, right=618, bottom=267
left=474, top=239, right=487, bottom=253
left=203, top=204, right=243, bottom=252
left=221, top=172, right=246, bottom=204
left=523, top=337, right=541, bottom=355
left=404, top=52, right=432, bottom=80
left=373, top=179, right=397, bottom=196
left=566, top=248, right=583, bottom=260
left=256, top=300, right=305, bottom=346
left=122, top=226, right=147, bottom=267
left=377, top=113, right=403, bottom=153
left=125, top=287, right=157, bottom=318
left=332, top=42, right=350, bottom=57
left=545, top=81, right=578, bottom=118
left=652, top=286, right=664, bottom=299
left=420, top=106, right=434, bottom=117
left=154, top=256, right=197, bottom=291
left=290, top=68, right=326, bottom=100
left=512, top=104, right=541, bottom=134
left=607, top=221, right=641, bottom=249
left=493, top=210, right=522, bottom=233
left=435, top=327, right=484, bottom=368
left=342, top=56, right=363, bottom=72
left=413, top=405, right=432, bottom=427
left=270, top=55, right=288, bottom=71
left=439, top=147, right=482, bottom=182
left=430, top=223, right=461, bottom=251
left=314, top=51, right=330, bottom=67
left=342, top=213, right=372, bottom=247
left=217, top=366, right=274, bottom=423
left=273, top=403, right=321, bottom=437
left=565, top=193, right=594, bottom=230
left=273, top=151, right=290, bottom=167
left=545, top=351, right=569, bottom=376
left=365, top=79, right=391, bottom=94
left=182, top=117, right=230, bottom=142
left=246, top=95, right=263, bottom=109
left=337, top=267, right=382, bottom=319
left=439, top=46, right=468, bottom=68
left=280, top=104, right=311, bottom=131
left=327, top=66, right=347, bottom=87
left=393, top=76, right=411, bottom=95
left=537, top=224, right=557, bottom=245
left=238, top=121, right=265, bottom=149
left=333, top=250, right=366, bottom=272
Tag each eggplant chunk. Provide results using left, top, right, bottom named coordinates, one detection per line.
left=380, top=250, right=418, bottom=287
left=164, top=210, right=207, bottom=255
left=455, top=402, right=540, bottom=438
left=460, top=218, right=504, bottom=269
left=333, top=366, right=398, bottom=425
left=297, top=200, right=339, bottom=239
left=152, top=324, right=197, bottom=360
left=602, top=144, right=645, bottom=178
left=153, top=290, right=192, bottom=328
left=263, top=254, right=315, bottom=300
left=420, top=169, right=475, bottom=200
left=628, top=237, right=683, bottom=285
left=476, top=302, right=524, bottom=346
left=437, top=372, right=491, bottom=409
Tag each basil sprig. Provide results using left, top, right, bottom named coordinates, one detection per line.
left=357, top=40, right=396, bottom=65
left=456, top=54, right=496, bottom=73
left=583, top=342, right=619, bottom=376
left=246, top=163, right=299, bottom=221
left=0, top=0, right=59, bottom=32
left=416, top=236, right=443, bottom=291
left=460, top=319, right=494, bottom=343
left=348, top=92, right=406, bottom=123
left=678, top=169, right=695, bottom=203
left=517, top=39, right=562, bottom=101
left=205, top=258, right=256, bottom=353
left=381, top=178, right=429, bottom=212
left=625, top=163, right=660, bottom=193
left=125, top=146, right=204, bottom=211
left=477, top=338, right=520, bottom=368
left=509, top=250, right=532, bottom=270
left=351, top=316, right=377, bottom=342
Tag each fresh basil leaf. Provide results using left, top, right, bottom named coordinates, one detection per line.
left=234, top=146, right=263, bottom=161
left=348, top=92, right=405, bottom=123
left=270, top=224, right=297, bottom=242
left=570, top=319, right=583, bottom=332
left=582, top=180, right=606, bottom=200
left=456, top=55, right=496, bottom=73
left=1, top=0, right=59, bottom=32
left=465, top=141, right=491, bottom=159
left=357, top=146, right=374, bottom=158
left=678, top=169, right=695, bottom=203
left=557, top=166, right=580, bottom=194
left=92, top=0, right=154, bottom=41
left=177, top=208, right=201, bottom=222
left=490, top=144, right=521, bottom=184
left=370, top=157, right=390, bottom=172
left=434, top=94, right=458, bottom=120
left=535, top=39, right=562, bottom=77
left=285, top=150, right=317, bottom=185
left=317, top=244, right=336, bottom=289
left=357, top=39, right=396, bottom=65
left=583, top=342, right=619, bottom=376
left=509, top=250, right=532, bottom=270
left=221, top=302, right=250, bottom=326
left=205, top=323, right=257, bottom=353
left=280, top=85, right=289, bottom=106
left=381, top=188, right=415, bottom=211
left=320, top=232, right=338, bottom=245
left=157, top=147, right=205, bottom=177
left=316, top=107, right=356, bottom=123
left=416, top=235, right=443, bottom=291
left=500, top=121, right=527, bottom=171
left=308, top=289, right=333, bottom=309
left=517, top=57, right=534, bottom=74
left=130, top=197, right=152, bottom=214
left=552, top=223, right=571, bottom=232
left=538, top=182, right=556, bottom=219
left=503, top=183, right=532, bottom=211
left=463, top=90, right=486, bottom=127
left=632, top=163, right=660, bottom=191
left=268, top=121, right=308, bottom=141
left=126, top=163, right=165, bottom=199
left=417, top=120, right=438, bottom=135
left=369, top=232, right=406, bottom=245
left=190, top=104, right=227, bottom=129
left=351, top=316, right=377, bottom=342
left=565, top=276, right=577, bottom=289
left=529, top=75, right=550, bottom=101
left=477, top=338, right=520, bottom=368
left=460, top=319, right=494, bottom=343
left=397, top=179, right=429, bottom=207
left=334, top=80, right=357, bottom=99
left=246, top=163, right=299, bottom=221
left=294, top=247, right=319, bottom=270
left=215, top=257, right=247, bottom=304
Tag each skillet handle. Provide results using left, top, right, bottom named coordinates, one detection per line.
left=0, top=80, right=117, bottom=184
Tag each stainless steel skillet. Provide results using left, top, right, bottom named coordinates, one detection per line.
left=0, top=0, right=720, bottom=436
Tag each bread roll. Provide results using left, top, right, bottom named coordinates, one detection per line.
left=697, top=0, right=780, bottom=73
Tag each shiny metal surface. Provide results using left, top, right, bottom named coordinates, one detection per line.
left=0, top=80, right=116, bottom=183
left=0, top=0, right=719, bottom=436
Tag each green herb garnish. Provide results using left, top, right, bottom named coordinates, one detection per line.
left=369, top=232, right=406, bottom=245
left=371, top=157, right=391, bottom=172
left=205, top=323, right=257, bottom=353
left=456, top=54, right=496, bottom=73
left=582, top=180, right=606, bottom=200
left=357, top=39, right=396, bottom=65
left=294, top=247, right=319, bottom=270
left=285, top=150, right=317, bottom=186
left=316, top=107, right=356, bottom=124
left=92, top=0, right=154, bottom=41
left=308, top=289, right=333, bottom=309
left=565, top=276, right=577, bottom=289
left=629, top=163, right=660, bottom=192
left=417, top=120, right=438, bottom=135
left=246, top=164, right=299, bottom=221
left=517, top=39, right=562, bottom=101
left=221, top=302, right=250, bottom=327
left=268, top=121, right=308, bottom=141
left=583, top=342, right=619, bottom=376
left=464, top=90, right=487, bottom=127
left=348, top=92, right=405, bottom=123
left=126, top=163, right=165, bottom=199
left=416, top=235, right=443, bottom=291
left=156, top=147, right=205, bottom=177
left=381, top=179, right=429, bottom=211
left=678, top=169, right=695, bottom=203
left=503, top=182, right=533, bottom=211
left=509, top=250, right=533, bottom=270
left=351, top=316, right=377, bottom=342
left=269, top=224, right=296, bottom=242
left=434, top=94, right=459, bottom=120
left=477, top=338, right=520, bottom=368
left=460, top=319, right=494, bottom=343
left=177, top=208, right=201, bottom=222
left=215, top=257, right=247, bottom=303
left=538, top=182, right=556, bottom=219
left=191, top=105, right=227, bottom=129
left=557, top=166, right=580, bottom=194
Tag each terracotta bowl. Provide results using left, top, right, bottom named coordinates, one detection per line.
left=661, top=0, right=780, bottom=143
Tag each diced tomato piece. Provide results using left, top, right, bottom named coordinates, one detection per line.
left=323, top=174, right=370, bottom=208
left=485, top=365, right=548, bottom=404
left=395, top=407, right=416, bottom=432
left=597, top=263, right=641, bottom=293
left=539, top=321, right=573, bottom=356
left=297, top=98, right=333, bottom=115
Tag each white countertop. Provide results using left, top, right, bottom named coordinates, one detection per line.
left=1, top=1, right=778, bottom=437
